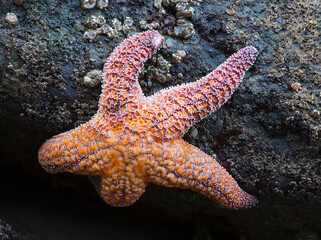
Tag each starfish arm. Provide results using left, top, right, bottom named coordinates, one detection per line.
left=149, top=46, right=258, bottom=139
left=99, top=30, right=164, bottom=113
left=89, top=170, right=147, bottom=207
left=146, top=139, right=258, bottom=209
left=38, top=115, right=116, bottom=175
left=88, top=142, right=151, bottom=207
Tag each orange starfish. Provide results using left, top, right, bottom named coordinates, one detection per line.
left=38, top=30, right=259, bottom=209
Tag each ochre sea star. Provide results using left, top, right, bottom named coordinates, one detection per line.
left=38, top=30, right=258, bottom=209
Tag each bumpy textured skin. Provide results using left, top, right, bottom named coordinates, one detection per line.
left=38, top=30, right=259, bottom=209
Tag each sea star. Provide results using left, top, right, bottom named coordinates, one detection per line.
left=38, top=30, right=258, bottom=209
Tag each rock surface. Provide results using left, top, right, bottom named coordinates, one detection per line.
left=0, top=0, right=320, bottom=239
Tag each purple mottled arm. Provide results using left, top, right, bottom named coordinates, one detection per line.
left=149, top=46, right=258, bottom=139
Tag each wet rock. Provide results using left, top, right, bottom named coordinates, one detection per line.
left=0, top=1, right=320, bottom=239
